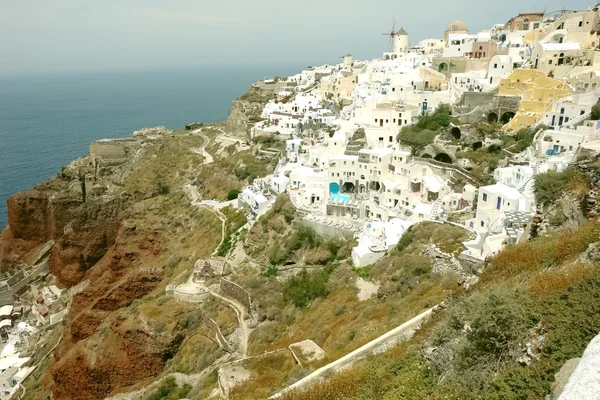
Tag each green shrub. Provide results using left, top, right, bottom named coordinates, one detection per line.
left=395, top=228, right=414, bottom=252
left=284, top=268, right=330, bottom=308
left=397, top=128, right=438, bottom=153
left=149, top=377, right=191, bottom=400
left=156, top=182, right=170, bottom=195
left=217, top=235, right=233, bottom=257
left=268, top=244, right=288, bottom=265
left=591, top=103, right=600, bottom=120
left=227, top=189, right=241, bottom=200
left=533, top=168, right=588, bottom=205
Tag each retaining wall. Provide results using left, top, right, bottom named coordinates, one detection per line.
left=202, top=315, right=233, bottom=353
left=271, top=305, right=438, bottom=398
left=220, top=279, right=251, bottom=313
left=300, top=219, right=355, bottom=239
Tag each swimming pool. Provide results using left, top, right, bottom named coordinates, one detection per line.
left=331, top=193, right=350, bottom=203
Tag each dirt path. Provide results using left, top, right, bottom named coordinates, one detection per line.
left=188, top=128, right=214, bottom=164
left=185, top=273, right=249, bottom=359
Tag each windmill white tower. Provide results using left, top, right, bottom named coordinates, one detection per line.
left=382, top=19, right=409, bottom=55
left=394, top=28, right=409, bottom=54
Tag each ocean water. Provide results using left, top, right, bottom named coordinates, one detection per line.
left=0, top=63, right=306, bottom=227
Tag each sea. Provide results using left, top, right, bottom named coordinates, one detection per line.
left=0, top=63, right=308, bottom=227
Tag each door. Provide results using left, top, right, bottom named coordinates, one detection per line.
left=553, top=145, right=560, bottom=154
left=496, top=197, right=502, bottom=210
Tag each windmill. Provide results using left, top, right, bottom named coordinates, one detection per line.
left=382, top=18, right=397, bottom=52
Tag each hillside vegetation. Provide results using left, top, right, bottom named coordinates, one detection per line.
left=280, top=218, right=600, bottom=399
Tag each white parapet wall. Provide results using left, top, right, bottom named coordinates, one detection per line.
left=173, top=283, right=209, bottom=303
left=270, top=304, right=439, bottom=398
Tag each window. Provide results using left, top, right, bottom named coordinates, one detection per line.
left=483, top=193, right=488, bottom=202
left=494, top=63, right=498, bottom=68
left=579, top=21, right=583, bottom=27
left=481, top=221, right=485, bottom=227
left=549, top=60, right=553, bottom=65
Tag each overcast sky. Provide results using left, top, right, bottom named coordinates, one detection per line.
left=0, top=0, right=594, bottom=75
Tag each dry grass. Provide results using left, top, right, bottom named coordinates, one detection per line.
left=529, top=262, right=593, bottom=298
left=481, top=220, right=600, bottom=283
left=229, top=350, right=303, bottom=400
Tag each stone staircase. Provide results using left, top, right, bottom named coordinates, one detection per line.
left=564, top=111, right=591, bottom=129
left=429, top=188, right=450, bottom=220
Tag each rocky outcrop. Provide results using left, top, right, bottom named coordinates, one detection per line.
left=49, top=220, right=168, bottom=399
left=3, top=187, right=141, bottom=287
left=50, top=321, right=183, bottom=400
left=556, top=334, right=600, bottom=400
left=226, top=89, right=274, bottom=138
left=132, top=126, right=173, bottom=137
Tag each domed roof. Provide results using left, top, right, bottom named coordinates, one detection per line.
left=446, top=20, right=468, bottom=33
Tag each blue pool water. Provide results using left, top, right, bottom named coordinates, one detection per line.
left=332, top=193, right=350, bottom=203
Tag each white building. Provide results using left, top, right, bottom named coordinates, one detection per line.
left=352, top=219, right=415, bottom=267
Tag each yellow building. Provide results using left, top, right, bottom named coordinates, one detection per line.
left=331, top=74, right=359, bottom=100
left=418, top=67, right=448, bottom=91
left=498, top=69, right=571, bottom=131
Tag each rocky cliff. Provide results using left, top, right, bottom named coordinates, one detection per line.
left=226, top=87, right=275, bottom=137
left=0, top=131, right=224, bottom=399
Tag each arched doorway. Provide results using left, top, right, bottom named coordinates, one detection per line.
left=488, top=112, right=498, bottom=124
left=500, top=111, right=515, bottom=124
left=472, top=141, right=483, bottom=150
left=421, top=154, right=433, bottom=159
left=342, top=182, right=355, bottom=193
left=438, top=62, right=448, bottom=73
left=450, top=127, right=461, bottom=139
left=434, top=153, right=453, bottom=164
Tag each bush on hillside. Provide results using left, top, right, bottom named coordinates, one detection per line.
left=227, top=189, right=241, bottom=200
left=413, top=103, right=452, bottom=132
left=534, top=168, right=588, bottom=205
left=431, top=284, right=530, bottom=383
left=397, top=128, right=438, bottom=154
left=156, top=182, right=170, bottom=195
left=591, top=103, right=600, bottom=120
left=284, top=268, right=330, bottom=308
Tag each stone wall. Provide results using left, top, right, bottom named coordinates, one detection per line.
left=492, top=95, right=521, bottom=117
left=300, top=219, right=355, bottom=239
left=202, top=315, right=233, bottom=353
left=90, top=140, right=126, bottom=161
left=220, top=278, right=251, bottom=313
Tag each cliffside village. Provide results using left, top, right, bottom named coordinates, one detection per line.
left=238, top=7, right=600, bottom=267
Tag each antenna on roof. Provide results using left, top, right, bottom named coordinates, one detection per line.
left=382, top=17, right=396, bottom=53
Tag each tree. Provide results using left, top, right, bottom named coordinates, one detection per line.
left=397, top=128, right=438, bottom=151
left=591, top=103, right=600, bottom=120
left=227, top=189, right=241, bottom=201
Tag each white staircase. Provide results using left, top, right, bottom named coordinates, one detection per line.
left=564, top=111, right=591, bottom=129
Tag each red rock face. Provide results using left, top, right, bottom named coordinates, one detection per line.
left=50, top=325, right=182, bottom=400
left=4, top=184, right=175, bottom=399
left=48, top=223, right=168, bottom=399
left=7, top=190, right=80, bottom=243
left=2, top=188, right=136, bottom=287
